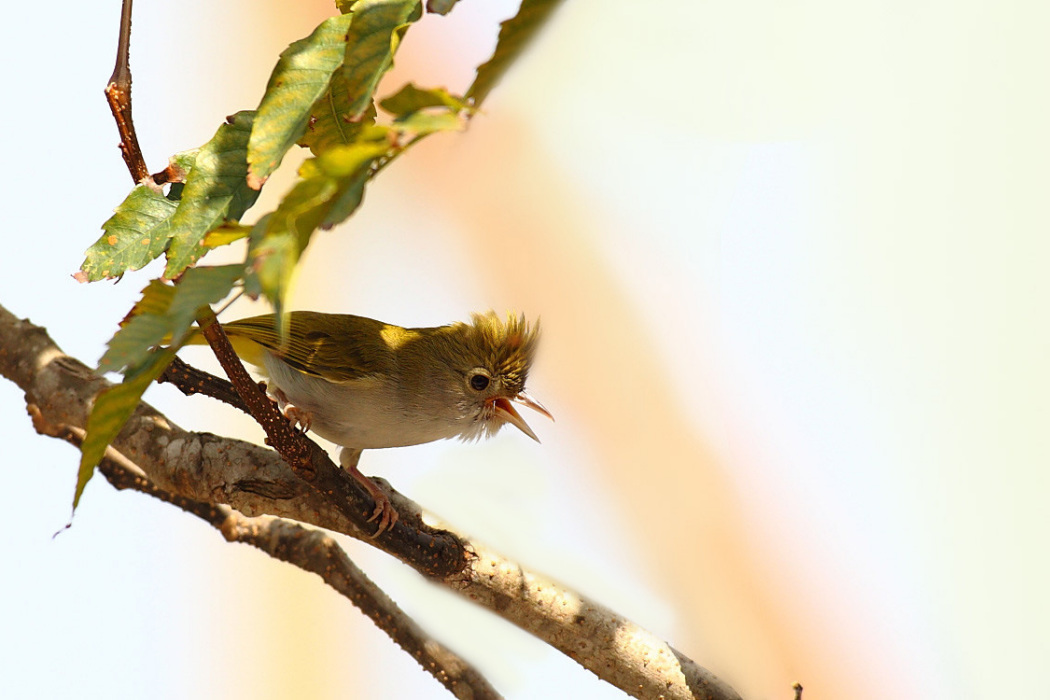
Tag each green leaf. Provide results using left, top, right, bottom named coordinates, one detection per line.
left=246, top=228, right=299, bottom=325
left=389, top=110, right=463, bottom=136
left=300, top=80, right=378, bottom=157
left=98, top=265, right=242, bottom=376
left=246, top=14, right=357, bottom=188
left=336, top=0, right=423, bottom=119
left=468, top=0, right=564, bottom=107
left=166, top=265, right=244, bottom=335
left=246, top=142, right=387, bottom=314
left=320, top=167, right=372, bottom=230
left=165, top=112, right=260, bottom=278
left=79, top=186, right=179, bottom=282
left=203, top=223, right=252, bottom=248
left=75, top=347, right=177, bottom=510
left=378, top=83, right=471, bottom=117
left=166, top=149, right=200, bottom=183
left=98, top=281, right=175, bottom=374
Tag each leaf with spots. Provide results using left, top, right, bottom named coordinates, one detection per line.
left=79, top=186, right=179, bottom=282
left=299, top=80, right=377, bottom=157
left=246, top=14, right=357, bottom=188
left=333, top=0, right=423, bottom=120
left=164, top=111, right=260, bottom=278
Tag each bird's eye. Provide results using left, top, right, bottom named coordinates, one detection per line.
left=469, top=373, right=490, bottom=391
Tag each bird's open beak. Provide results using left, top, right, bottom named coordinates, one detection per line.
left=491, top=390, right=554, bottom=443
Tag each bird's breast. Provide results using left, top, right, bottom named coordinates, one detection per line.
left=262, top=352, right=467, bottom=450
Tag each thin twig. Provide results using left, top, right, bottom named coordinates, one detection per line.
left=158, top=356, right=249, bottom=411
left=105, top=0, right=149, bottom=183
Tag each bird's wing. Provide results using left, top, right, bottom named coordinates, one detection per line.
left=222, top=312, right=398, bottom=383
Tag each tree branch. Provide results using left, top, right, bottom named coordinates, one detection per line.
left=158, top=355, right=249, bottom=411
left=104, top=0, right=149, bottom=183
left=24, top=403, right=501, bottom=700
left=0, top=302, right=742, bottom=700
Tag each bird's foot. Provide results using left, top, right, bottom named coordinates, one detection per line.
left=340, top=447, right=398, bottom=537
left=364, top=488, right=397, bottom=538
left=270, top=387, right=312, bottom=433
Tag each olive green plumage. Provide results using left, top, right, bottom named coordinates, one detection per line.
left=182, top=309, right=550, bottom=534
left=211, top=310, right=539, bottom=390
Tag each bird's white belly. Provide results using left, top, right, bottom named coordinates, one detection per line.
left=262, top=353, right=462, bottom=449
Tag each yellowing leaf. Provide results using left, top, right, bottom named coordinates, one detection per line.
left=203, top=223, right=253, bottom=248
left=379, top=83, right=471, bottom=118
left=246, top=14, right=357, bottom=188
left=80, top=186, right=178, bottom=282
left=75, top=347, right=176, bottom=510
left=336, top=0, right=423, bottom=119
left=99, top=266, right=242, bottom=375
left=165, top=112, right=259, bottom=278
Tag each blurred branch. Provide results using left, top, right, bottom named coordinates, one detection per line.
left=0, top=302, right=742, bottom=700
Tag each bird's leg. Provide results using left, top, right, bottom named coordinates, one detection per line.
left=339, top=447, right=397, bottom=537
left=269, top=386, right=312, bottom=434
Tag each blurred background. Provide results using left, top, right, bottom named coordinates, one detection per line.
left=2, top=1, right=1047, bottom=698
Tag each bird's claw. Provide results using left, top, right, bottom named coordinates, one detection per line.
left=366, top=492, right=398, bottom=537
left=282, top=405, right=312, bottom=434
left=271, top=387, right=312, bottom=433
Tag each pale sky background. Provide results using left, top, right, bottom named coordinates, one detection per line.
left=2, top=2, right=1048, bottom=699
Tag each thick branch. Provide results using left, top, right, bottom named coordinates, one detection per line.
left=0, top=303, right=742, bottom=700
left=25, top=404, right=500, bottom=700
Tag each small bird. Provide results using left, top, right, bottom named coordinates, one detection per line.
left=190, top=310, right=551, bottom=534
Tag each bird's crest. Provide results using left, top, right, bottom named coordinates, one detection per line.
left=456, top=312, right=540, bottom=390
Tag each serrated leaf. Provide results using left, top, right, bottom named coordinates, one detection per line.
left=378, top=83, right=470, bottom=117
left=468, top=0, right=564, bottom=107
left=165, top=112, right=260, bottom=277
left=75, top=347, right=177, bottom=510
left=336, top=0, right=423, bottom=119
left=246, top=143, right=387, bottom=313
left=246, top=14, right=357, bottom=188
left=80, top=186, right=179, bottom=282
left=98, top=265, right=242, bottom=375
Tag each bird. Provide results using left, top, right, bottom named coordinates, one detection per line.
left=188, top=310, right=551, bottom=535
